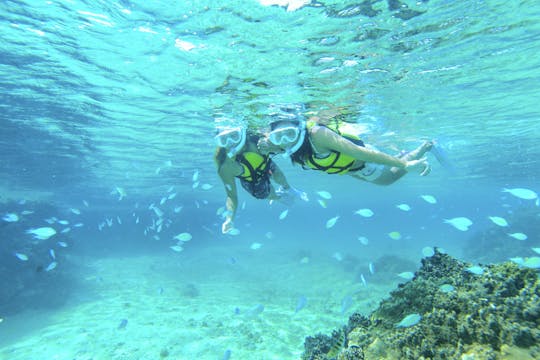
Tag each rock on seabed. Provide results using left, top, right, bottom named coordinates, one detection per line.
left=302, top=249, right=540, bottom=360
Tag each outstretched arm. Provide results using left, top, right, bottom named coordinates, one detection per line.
left=270, top=162, right=290, bottom=190
left=310, top=125, right=428, bottom=174
left=215, top=150, right=239, bottom=233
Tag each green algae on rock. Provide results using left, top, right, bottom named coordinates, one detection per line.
left=302, top=250, right=540, bottom=360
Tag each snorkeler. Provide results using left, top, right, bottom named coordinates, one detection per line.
left=257, top=106, right=433, bottom=185
left=214, top=125, right=304, bottom=234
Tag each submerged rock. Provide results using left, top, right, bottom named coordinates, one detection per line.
left=302, top=249, right=540, bottom=360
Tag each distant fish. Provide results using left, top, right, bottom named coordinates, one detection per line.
left=388, top=231, right=402, bottom=240
left=228, top=228, right=240, bottom=236
left=368, top=262, right=375, bottom=275
left=58, top=220, right=69, bottom=225
left=21, top=210, right=34, bottom=215
left=397, top=272, right=415, bottom=280
left=160, top=196, right=167, bottom=205
left=279, top=209, right=289, bottom=220
left=360, top=274, right=367, bottom=287
left=192, top=181, right=199, bottom=189
left=170, top=245, right=183, bottom=252
left=201, top=183, right=213, bottom=190
left=422, top=246, right=435, bottom=257
left=396, top=204, right=411, bottom=211
left=531, top=248, right=540, bottom=255
left=70, top=208, right=81, bottom=215
left=117, top=319, right=128, bottom=329
left=222, top=349, right=232, bottom=360
left=333, top=252, right=343, bottom=262
left=45, top=261, right=57, bottom=272
left=507, top=232, right=527, bottom=241
left=250, top=242, right=262, bottom=250
left=420, top=195, right=437, bottom=204
left=318, top=199, right=327, bottom=208
left=151, top=205, right=163, bottom=218
left=117, top=216, right=122, bottom=225
left=192, top=169, right=199, bottom=182
left=439, top=284, right=455, bottom=293
left=523, top=257, right=540, bottom=269
left=57, top=241, right=68, bottom=248
left=325, top=216, right=340, bottom=229
left=295, top=295, right=308, bottom=313
left=316, top=191, right=332, bottom=200
left=357, top=236, right=369, bottom=245
left=49, top=249, right=56, bottom=260
left=502, top=187, right=538, bottom=200
left=488, top=216, right=508, bottom=227
left=174, top=206, right=183, bottom=213
left=14, top=252, right=29, bottom=261
left=340, top=295, right=353, bottom=314
left=174, top=232, right=192, bottom=242
left=26, top=227, right=56, bottom=240
left=510, top=257, right=525, bottom=266
left=73, top=223, right=84, bottom=228
left=2, top=213, right=19, bottom=222
left=396, top=313, right=422, bottom=328
left=444, top=217, right=472, bottom=231
left=354, top=208, right=374, bottom=217
left=83, top=200, right=89, bottom=207
left=466, top=265, right=484, bottom=275
left=115, top=187, right=126, bottom=200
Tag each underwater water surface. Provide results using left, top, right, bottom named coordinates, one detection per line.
left=1, top=0, right=540, bottom=359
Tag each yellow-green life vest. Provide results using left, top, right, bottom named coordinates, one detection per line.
left=237, top=152, right=271, bottom=182
left=303, top=119, right=365, bottom=174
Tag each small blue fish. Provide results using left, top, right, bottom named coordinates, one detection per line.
left=368, top=262, right=375, bottom=275
left=222, top=349, right=232, bottom=360
left=341, top=295, right=353, bottom=315
left=396, top=313, right=422, bottom=328
left=295, top=296, right=307, bottom=313
left=117, top=319, right=128, bottom=329
left=466, top=265, right=484, bottom=275
left=360, top=274, right=367, bottom=287
left=2, top=213, right=19, bottom=222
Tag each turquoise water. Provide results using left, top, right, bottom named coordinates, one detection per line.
left=1, top=0, right=540, bottom=359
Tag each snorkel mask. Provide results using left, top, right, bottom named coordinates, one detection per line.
left=268, top=107, right=306, bottom=158
left=215, top=126, right=246, bottom=158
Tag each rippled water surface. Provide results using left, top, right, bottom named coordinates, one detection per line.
left=2, top=0, right=539, bottom=198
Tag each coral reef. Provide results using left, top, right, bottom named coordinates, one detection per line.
left=302, top=250, right=540, bottom=360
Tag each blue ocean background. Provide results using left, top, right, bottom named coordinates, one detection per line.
left=1, top=0, right=539, bottom=359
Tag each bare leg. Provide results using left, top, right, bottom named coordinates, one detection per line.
left=370, top=141, right=433, bottom=185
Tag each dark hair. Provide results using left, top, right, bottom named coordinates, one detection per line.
left=289, top=132, right=311, bottom=166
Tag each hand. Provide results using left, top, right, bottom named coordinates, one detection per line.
left=275, top=186, right=309, bottom=205
left=222, top=217, right=234, bottom=234
left=405, top=157, right=431, bottom=176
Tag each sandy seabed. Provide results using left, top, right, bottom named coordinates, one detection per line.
left=0, top=244, right=395, bottom=360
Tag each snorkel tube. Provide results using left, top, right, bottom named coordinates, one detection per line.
left=226, top=127, right=246, bottom=158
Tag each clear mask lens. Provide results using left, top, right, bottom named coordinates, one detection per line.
left=215, top=128, right=242, bottom=148
left=269, top=126, right=300, bottom=146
